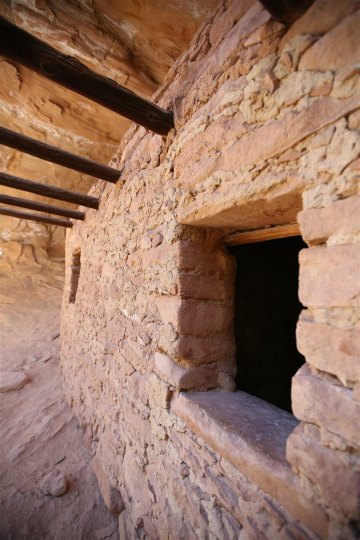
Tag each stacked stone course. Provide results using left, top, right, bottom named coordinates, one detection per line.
left=61, top=0, right=360, bottom=537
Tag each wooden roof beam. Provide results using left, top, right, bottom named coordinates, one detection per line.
left=0, top=16, right=174, bottom=136
left=0, top=207, right=72, bottom=228
left=224, top=223, right=300, bottom=246
left=0, top=126, right=119, bottom=183
left=0, top=172, right=99, bottom=209
left=0, top=194, right=85, bottom=220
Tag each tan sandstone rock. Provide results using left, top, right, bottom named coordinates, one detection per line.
left=154, top=351, right=218, bottom=390
left=299, top=243, right=360, bottom=308
left=292, top=365, right=360, bottom=447
left=0, top=370, right=30, bottom=393
left=298, top=194, right=360, bottom=246
left=41, top=470, right=68, bottom=497
left=287, top=424, right=360, bottom=518
left=92, top=455, right=125, bottom=514
left=299, top=10, right=360, bottom=72
left=297, top=312, right=360, bottom=384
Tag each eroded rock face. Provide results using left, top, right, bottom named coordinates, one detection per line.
left=0, top=0, right=218, bottom=268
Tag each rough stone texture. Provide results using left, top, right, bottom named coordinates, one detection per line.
left=172, top=391, right=328, bottom=538
left=299, top=10, right=360, bottom=72
left=298, top=194, right=360, bottom=246
left=60, top=0, right=360, bottom=537
left=297, top=312, right=360, bottom=385
left=41, top=470, right=68, bottom=497
left=154, top=352, right=220, bottom=390
left=287, top=424, right=360, bottom=519
left=93, top=454, right=125, bottom=514
left=0, top=0, right=217, bottom=269
left=299, top=244, right=360, bottom=308
left=292, top=364, right=360, bottom=448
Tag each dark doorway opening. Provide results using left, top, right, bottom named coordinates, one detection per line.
left=230, top=236, right=306, bottom=413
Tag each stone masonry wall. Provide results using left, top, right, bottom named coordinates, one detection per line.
left=60, top=0, right=360, bottom=538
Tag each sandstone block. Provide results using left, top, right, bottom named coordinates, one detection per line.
left=148, top=372, right=172, bottom=409
left=119, top=340, right=149, bottom=373
left=123, top=445, right=153, bottom=518
left=217, top=371, right=237, bottom=391
left=137, top=332, right=151, bottom=346
left=298, top=195, right=360, bottom=245
left=287, top=424, right=360, bottom=517
left=177, top=272, right=234, bottom=301
left=179, top=172, right=306, bottom=229
left=0, top=61, right=20, bottom=92
left=195, top=5, right=271, bottom=101
left=168, top=333, right=235, bottom=367
left=153, top=352, right=218, bottom=390
left=209, top=0, right=256, bottom=47
left=120, top=399, right=152, bottom=446
left=172, top=391, right=327, bottom=538
left=127, top=243, right=178, bottom=271
left=280, top=0, right=359, bottom=50
left=299, top=244, right=360, bottom=308
left=0, top=370, right=30, bottom=393
left=92, top=455, right=125, bottom=514
left=104, top=340, right=117, bottom=354
left=109, top=352, right=135, bottom=381
left=222, top=96, right=360, bottom=173
left=273, top=71, right=333, bottom=108
left=292, top=364, right=360, bottom=447
left=41, top=470, right=68, bottom=497
left=155, top=296, right=233, bottom=337
left=178, top=241, right=236, bottom=277
left=297, top=314, right=360, bottom=384
left=204, top=465, right=239, bottom=513
left=126, top=371, right=148, bottom=406
left=299, top=11, right=360, bottom=72
left=349, top=109, right=360, bottom=129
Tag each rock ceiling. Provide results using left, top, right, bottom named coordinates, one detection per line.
left=0, top=0, right=218, bottom=267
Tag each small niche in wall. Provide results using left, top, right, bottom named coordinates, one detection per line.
left=229, top=236, right=306, bottom=413
left=69, top=248, right=81, bottom=304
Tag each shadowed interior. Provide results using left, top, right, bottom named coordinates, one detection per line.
left=231, top=236, right=306, bottom=412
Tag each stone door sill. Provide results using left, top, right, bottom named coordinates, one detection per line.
left=171, top=390, right=327, bottom=536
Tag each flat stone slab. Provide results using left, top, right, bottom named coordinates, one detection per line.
left=172, top=391, right=328, bottom=537
left=172, top=390, right=297, bottom=465
left=0, top=370, right=30, bottom=393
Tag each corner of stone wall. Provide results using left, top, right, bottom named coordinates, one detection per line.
left=289, top=187, right=360, bottom=534
left=152, top=228, right=237, bottom=392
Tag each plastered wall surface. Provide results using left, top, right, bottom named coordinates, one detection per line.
left=60, top=0, right=360, bottom=538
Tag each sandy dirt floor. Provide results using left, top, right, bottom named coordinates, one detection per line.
left=0, top=259, right=119, bottom=540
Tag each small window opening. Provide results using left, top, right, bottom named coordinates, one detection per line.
left=230, top=236, right=306, bottom=413
left=69, top=249, right=81, bottom=304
